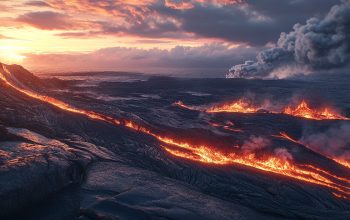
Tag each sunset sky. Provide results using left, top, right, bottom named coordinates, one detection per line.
left=0, top=0, right=339, bottom=74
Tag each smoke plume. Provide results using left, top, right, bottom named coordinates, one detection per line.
left=300, top=123, right=350, bottom=162
left=227, top=0, right=350, bottom=79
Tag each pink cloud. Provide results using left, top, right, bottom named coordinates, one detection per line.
left=16, top=11, right=73, bottom=30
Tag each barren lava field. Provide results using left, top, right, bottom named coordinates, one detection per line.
left=1, top=63, right=350, bottom=219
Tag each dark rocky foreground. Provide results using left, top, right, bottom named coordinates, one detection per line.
left=1, top=63, right=350, bottom=219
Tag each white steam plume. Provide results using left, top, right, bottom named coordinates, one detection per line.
left=227, top=0, right=350, bottom=79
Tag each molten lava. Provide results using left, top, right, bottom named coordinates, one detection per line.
left=174, top=99, right=260, bottom=114
left=176, top=98, right=348, bottom=121
left=282, top=100, right=348, bottom=120
left=206, top=99, right=260, bottom=113
left=173, top=101, right=197, bottom=111
left=1, top=63, right=350, bottom=199
left=334, top=159, right=350, bottom=169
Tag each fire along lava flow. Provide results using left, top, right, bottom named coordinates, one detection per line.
left=206, top=99, right=260, bottom=113
left=174, top=99, right=261, bottom=113
left=175, top=99, right=349, bottom=120
left=282, top=100, right=349, bottom=120
left=1, top=63, right=350, bottom=200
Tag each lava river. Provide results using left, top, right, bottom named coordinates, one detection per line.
left=1, top=63, right=350, bottom=199
left=175, top=99, right=349, bottom=120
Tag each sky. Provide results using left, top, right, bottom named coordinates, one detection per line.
left=0, top=0, right=340, bottom=75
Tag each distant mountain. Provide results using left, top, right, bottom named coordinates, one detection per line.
left=0, top=62, right=73, bottom=90
left=0, top=62, right=44, bottom=89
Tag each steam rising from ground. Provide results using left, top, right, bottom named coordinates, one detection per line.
left=300, top=123, right=350, bottom=162
left=242, top=136, right=270, bottom=153
left=227, top=0, right=350, bottom=79
left=243, top=136, right=293, bottom=161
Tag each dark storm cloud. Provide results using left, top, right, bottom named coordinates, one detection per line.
left=16, top=11, right=73, bottom=30
left=227, top=0, right=350, bottom=79
left=44, top=0, right=339, bottom=46
left=12, top=0, right=345, bottom=75
left=150, top=0, right=340, bottom=45
left=98, top=19, right=186, bottom=39
left=153, top=4, right=275, bottom=45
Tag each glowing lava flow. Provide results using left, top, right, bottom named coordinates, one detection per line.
left=334, top=159, right=350, bottom=169
left=1, top=64, right=350, bottom=199
left=206, top=99, right=260, bottom=113
left=276, top=132, right=350, bottom=170
left=0, top=64, right=122, bottom=125
left=173, top=101, right=198, bottom=111
left=161, top=139, right=350, bottom=199
left=175, top=99, right=348, bottom=120
left=174, top=99, right=261, bottom=113
left=282, top=100, right=348, bottom=120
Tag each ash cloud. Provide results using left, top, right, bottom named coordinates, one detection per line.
left=227, top=0, right=350, bottom=79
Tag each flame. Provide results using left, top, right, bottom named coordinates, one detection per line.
left=206, top=99, right=259, bottom=113
left=1, top=64, right=350, bottom=199
left=334, top=159, right=350, bottom=169
left=174, top=99, right=260, bottom=114
left=282, top=100, right=348, bottom=120
left=160, top=136, right=350, bottom=198
left=176, top=99, right=348, bottom=121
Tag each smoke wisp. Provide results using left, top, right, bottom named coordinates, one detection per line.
left=300, top=123, right=350, bottom=162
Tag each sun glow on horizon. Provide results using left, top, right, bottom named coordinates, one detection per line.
left=0, top=45, right=26, bottom=64
left=0, top=0, right=243, bottom=72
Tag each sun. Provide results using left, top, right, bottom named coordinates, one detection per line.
left=0, top=45, right=26, bottom=64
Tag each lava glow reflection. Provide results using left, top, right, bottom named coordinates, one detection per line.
left=1, top=64, right=350, bottom=199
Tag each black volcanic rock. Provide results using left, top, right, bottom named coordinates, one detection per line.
left=79, top=162, right=277, bottom=220
left=0, top=62, right=45, bottom=90
left=1, top=64, right=350, bottom=219
left=0, top=128, right=89, bottom=218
